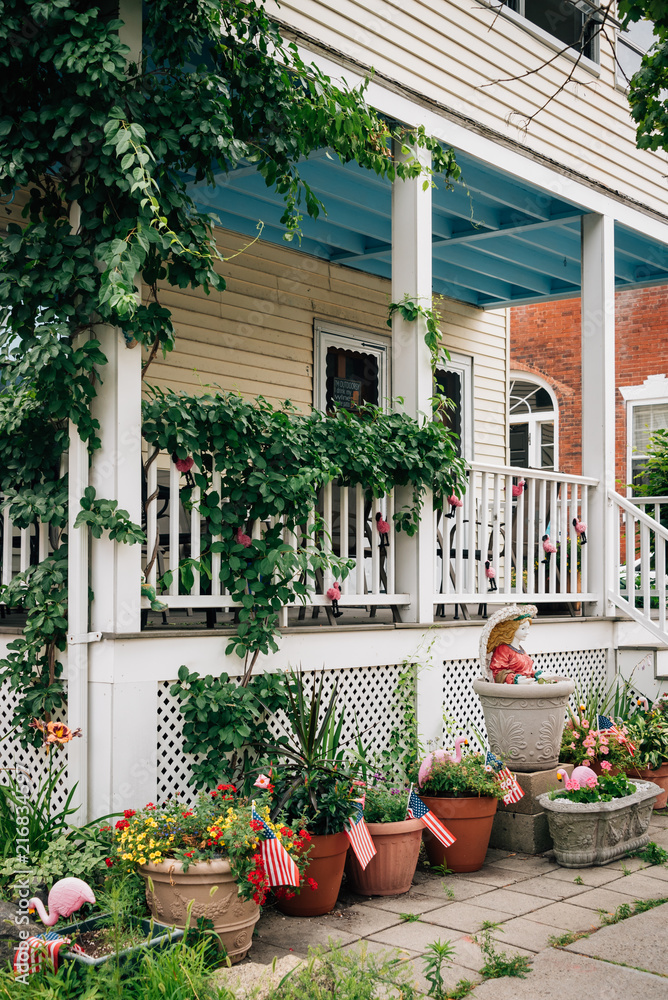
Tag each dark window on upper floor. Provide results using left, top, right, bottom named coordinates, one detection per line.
left=501, top=0, right=599, bottom=61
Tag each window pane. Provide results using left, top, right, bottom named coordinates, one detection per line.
left=524, top=0, right=594, bottom=56
left=632, top=403, right=668, bottom=455
left=540, top=422, right=555, bottom=470
left=325, top=346, right=378, bottom=413
left=510, top=423, right=530, bottom=467
left=617, top=39, right=643, bottom=85
left=435, top=369, right=462, bottom=457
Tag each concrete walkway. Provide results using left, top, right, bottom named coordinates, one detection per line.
left=217, top=811, right=668, bottom=998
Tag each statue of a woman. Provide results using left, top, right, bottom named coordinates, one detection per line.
left=479, top=604, right=554, bottom=684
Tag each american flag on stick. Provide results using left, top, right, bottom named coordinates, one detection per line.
left=408, top=789, right=456, bottom=847
left=252, top=804, right=300, bottom=887
left=598, top=715, right=636, bottom=757
left=485, top=750, right=524, bottom=805
left=13, top=932, right=83, bottom=977
left=345, top=793, right=377, bottom=870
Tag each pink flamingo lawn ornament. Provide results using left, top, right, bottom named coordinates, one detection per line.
left=326, top=581, right=343, bottom=618
left=485, top=561, right=497, bottom=592
left=418, top=736, right=469, bottom=787
left=28, top=878, right=96, bottom=926
left=557, top=766, right=598, bottom=790
left=375, top=511, right=390, bottom=548
left=572, top=517, right=587, bottom=545
left=541, top=534, right=557, bottom=564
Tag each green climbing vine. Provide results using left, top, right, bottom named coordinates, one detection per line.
left=387, top=295, right=447, bottom=373
left=0, top=0, right=462, bottom=739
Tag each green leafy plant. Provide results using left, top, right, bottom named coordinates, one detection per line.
left=625, top=695, right=668, bottom=770
left=548, top=928, right=590, bottom=947
left=421, top=938, right=457, bottom=999
left=362, top=783, right=410, bottom=824
left=387, top=296, right=449, bottom=374
left=600, top=895, right=668, bottom=925
left=73, top=486, right=145, bottom=544
left=631, top=841, right=668, bottom=865
left=473, top=922, right=531, bottom=980
left=573, top=875, right=584, bottom=884
left=265, top=670, right=357, bottom=836
left=169, top=665, right=291, bottom=789
left=270, top=942, right=421, bottom=1000
left=399, top=912, right=421, bottom=923
left=550, top=771, right=636, bottom=804
left=416, top=753, right=506, bottom=799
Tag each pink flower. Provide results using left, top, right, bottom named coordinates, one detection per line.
left=600, top=746, right=609, bottom=755
left=600, top=761, right=612, bottom=771
left=582, top=720, right=589, bottom=729
left=586, top=776, right=598, bottom=789
left=254, top=774, right=272, bottom=790
left=565, top=778, right=580, bottom=791
left=582, top=759, right=591, bottom=767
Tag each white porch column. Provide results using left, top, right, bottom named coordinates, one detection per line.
left=581, top=213, right=616, bottom=616
left=391, top=141, right=435, bottom=627
left=89, top=327, right=143, bottom=635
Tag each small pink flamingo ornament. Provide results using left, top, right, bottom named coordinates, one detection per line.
left=418, top=736, right=469, bottom=787
left=28, top=878, right=96, bottom=926
left=326, top=581, right=343, bottom=618
left=572, top=518, right=587, bottom=545
left=512, top=479, right=526, bottom=498
left=375, top=512, right=390, bottom=548
left=445, top=495, right=463, bottom=519
left=235, top=527, right=252, bottom=548
left=485, top=561, right=497, bottom=592
left=542, top=534, right=557, bottom=564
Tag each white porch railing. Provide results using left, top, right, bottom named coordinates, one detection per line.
left=0, top=501, right=50, bottom=592
left=434, top=463, right=599, bottom=609
left=142, top=447, right=409, bottom=618
left=609, top=491, right=668, bottom=643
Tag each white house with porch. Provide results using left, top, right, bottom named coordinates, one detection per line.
left=2, top=0, right=668, bottom=821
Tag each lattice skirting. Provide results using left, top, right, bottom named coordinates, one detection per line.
left=0, top=683, right=70, bottom=813
left=443, top=648, right=610, bottom=745
left=157, top=650, right=613, bottom=801
left=157, top=664, right=407, bottom=802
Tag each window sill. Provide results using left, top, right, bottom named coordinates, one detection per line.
left=478, top=1, right=601, bottom=78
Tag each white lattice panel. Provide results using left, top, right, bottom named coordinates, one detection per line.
left=0, top=684, right=70, bottom=813
left=443, top=649, right=612, bottom=747
left=156, top=664, right=405, bottom=799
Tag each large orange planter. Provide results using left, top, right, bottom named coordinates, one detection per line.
left=346, top=817, right=424, bottom=896
left=419, top=795, right=498, bottom=873
left=277, top=831, right=349, bottom=917
left=627, top=762, right=668, bottom=810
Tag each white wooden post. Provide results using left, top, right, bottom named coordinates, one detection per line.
left=391, top=141, right=434, bottom=626
left=581, top=213, right=616, bottom=616
left=391, top=142, right=438, bottom=746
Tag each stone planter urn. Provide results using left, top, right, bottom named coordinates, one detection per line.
left=536, top=779, right=661, bottom=867
left=473, top=676, right=575, bottom=772
left=139, top=857, right=259, bottom=964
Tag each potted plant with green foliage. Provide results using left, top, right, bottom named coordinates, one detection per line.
left=537, top=766, right=661, bottom=867
left=263, top=669, right=359, bottom=916
left=625, top=694, right=668, bottom=809
left=559, top=703, right=635, bottom=776
left=113, top=787, right=308, bottom=963
left=415, top=749, right=505, bottom=872
left=345, top=781, right=423, bottom=896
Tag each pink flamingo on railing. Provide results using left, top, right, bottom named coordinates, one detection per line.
left=235, top=527, right=252, bottom=548
left=485, top=562, right=497, bottom=592
left=326, top=581, right=343, bottom=618
left=573, top=518, right=587, bottom=545
left=418, top=736, right=469, bottom=787
left=542, top=534, right=557, bottom=564
left=375, top=512, right=390, bottom=548
left=28, top=878, right=95, bottom=927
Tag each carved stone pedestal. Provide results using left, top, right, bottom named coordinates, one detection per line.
left=489, top=764, right=574, bottom=854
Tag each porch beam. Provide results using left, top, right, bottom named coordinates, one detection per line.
left=391, top=141, right=435, bottom=634
left=581, top=213, right=616, bottom=616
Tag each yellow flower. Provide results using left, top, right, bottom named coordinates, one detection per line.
left=138, top=857, right=146, bottom=865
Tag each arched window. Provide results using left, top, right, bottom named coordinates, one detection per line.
left=509, top=374, right=558, bottom=471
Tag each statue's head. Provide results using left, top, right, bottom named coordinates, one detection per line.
left=486, top=609, right=534, bottom=653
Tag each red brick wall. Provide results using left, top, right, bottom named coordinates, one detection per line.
left=510, top=286, right=668, bottom=480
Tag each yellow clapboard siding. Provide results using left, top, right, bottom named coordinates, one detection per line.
left=269, top=0, right=668, bottom=217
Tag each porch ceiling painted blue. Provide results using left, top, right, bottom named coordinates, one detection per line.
left=189, top=148, right=668, bottom=309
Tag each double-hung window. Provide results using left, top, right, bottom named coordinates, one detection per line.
left=500, top=0, right=600, bottom=61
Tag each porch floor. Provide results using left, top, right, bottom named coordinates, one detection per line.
left=214, top=811, right=668, bottom=998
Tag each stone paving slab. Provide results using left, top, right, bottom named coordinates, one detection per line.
left=485, top=853, right=558, bottom=875
left=412, top=900, right=517, bottom=934
left=366, top=919, right=466, bottom=952
left=565, top=884, right=655, bottom=914
left=412, top=874, right=501, bottom=900
left=441, top=864, right=535, bottom=887
left=405, top=955, right=482, bottom=995
left=634, top=863, right=668, bottom=882
left=355, top=891, right=447, bottom=915
left=543, top=865, right=629, bottom=886
left=254, top=910, right=360, bottom=956
left=526, top=899, right=602, bottom=931
left=566, top=900, right=668, bottom=976
left=601, top=871, right=668, bottom=900
left=603, top=856, right=652, bottom=873
left=467, top=948, right=668, bottom=999
left=506, top=873, right=590, bottom=899
left=489, top=915, right=562, bottom=952
left=464, top=886, right=553, bottom=916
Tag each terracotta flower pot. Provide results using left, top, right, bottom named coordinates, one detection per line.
left=277, top=831, right=349, bottom=917
left=627, top=762, right=668, bottom=809
left=346, top=818, right=424, bottom=896
left=419, top=795, right=498, bottom=873
left=139, top=857, right=259, bottom=964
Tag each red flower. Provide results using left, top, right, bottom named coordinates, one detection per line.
left=99, top=825, right=112, bottom=833
left=307, top=878, right=318, bottom=890
left=123, top=809, right=136, bottom=819
left=182, top=810, right=194, bottom=818
left=210, top=791, right=218, bottom=798
left=250, top=819, right=263, bottom=832
left=184, top=851, right=195, bottom=858
left=115, top=819, right=130, bottom=831
left=105, top=858, right=113, bottom=868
